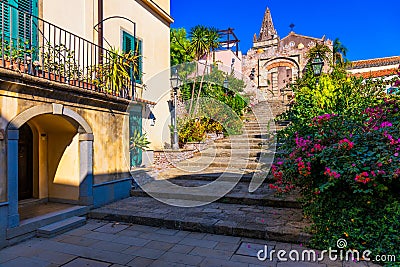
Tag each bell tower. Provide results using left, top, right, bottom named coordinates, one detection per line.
left=253, top=7, right=279, bottom=49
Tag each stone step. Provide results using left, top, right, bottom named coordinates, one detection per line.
left=197, top=149, right=276, bottom=158
left=176, top=159, right=265, bottom=169
left=214, top=137, right=272, bottom=143
left=88, top=197, right=311, bottom=244
left=131, top=180, right=301, bottom=208
left=243, top=127, right=279, bottom=131
left=213, top=143, right=265, bottom=149
left=37, top=216, right=86, bottom=238
left=7, top=205, right=89, bottom=241
left=243, top=121, right=274, bottom=125
left=149, top=167, right=273, bottom=182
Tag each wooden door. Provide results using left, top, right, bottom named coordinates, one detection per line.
left=18, top=123, right=33, bottom=200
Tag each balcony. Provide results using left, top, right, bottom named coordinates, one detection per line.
left=0, top=1, right=138, bottom=100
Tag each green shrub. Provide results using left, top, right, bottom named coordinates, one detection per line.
left=270, top=65, right=400, bottom=265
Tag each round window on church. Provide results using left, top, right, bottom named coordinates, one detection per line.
left=289, top=41, right=295, bottom=47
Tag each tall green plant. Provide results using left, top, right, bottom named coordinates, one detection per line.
left=130, top=130, right=150, bottom=151
left=193, top=27, right=220, bottom=115
left=170, top=28, right=194, bottom=65
left=92, top=47, right=139, bottom=94
left=306, top=42, right=333, bottom=67
left=333, top=38, right=349, bottom=67
left=187, top=25, right=209, bottom=116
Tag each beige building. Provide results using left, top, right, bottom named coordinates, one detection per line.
left=0, top=0, right=172, bottom=248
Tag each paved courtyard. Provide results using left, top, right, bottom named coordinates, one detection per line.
left=0, top=219, right=379, bottom=267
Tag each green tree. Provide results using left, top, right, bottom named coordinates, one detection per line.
left=306, top=42, right=333, bottom=66
left=187, top=25, right=209, bottom=116
left=193, top=27, right=220, bottom=115
left=170, top=28, right=194, bottom=66
left=333, top=38, right=349, bottom=67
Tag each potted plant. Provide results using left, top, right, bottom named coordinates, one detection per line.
left=0, top=38, right=35, bottom=72
left=129, top=130, right=152, bottom=167
left=92, top=47, right=140, bottom=96
left=37, top=42, right=83, bottom=83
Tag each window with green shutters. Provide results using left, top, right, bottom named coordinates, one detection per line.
left=0, top=0, right=38, bottom=51
left=122, top=31, right=142, bottom=84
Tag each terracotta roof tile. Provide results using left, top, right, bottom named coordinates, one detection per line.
left=349, top=68, right=398, bottom=79
left=134, top=97, right=156, bottom=105
left=349, top=56, right=400, bottom=69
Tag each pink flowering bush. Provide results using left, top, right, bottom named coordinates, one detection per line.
left=271, top=98, right=400, bottom=260
left=272, top=99, right=400, bottom=196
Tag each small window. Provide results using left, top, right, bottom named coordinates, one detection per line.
left=123, top=31, right=142, bottom=84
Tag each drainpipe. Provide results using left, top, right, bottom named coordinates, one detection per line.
left=98, top=0, right=103, bottom=63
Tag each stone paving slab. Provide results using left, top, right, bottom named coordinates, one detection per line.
left=88, top=197, right=311, bottom=244
left=0, top=220, right=384, bottom=267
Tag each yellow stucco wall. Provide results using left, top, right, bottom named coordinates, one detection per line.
left=41, top=0, right=172, bottom=149
left=151, top=0, right=170, bottom=14
left=0, top=83, right=132, bottom=202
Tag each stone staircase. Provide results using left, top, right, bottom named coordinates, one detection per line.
left=89, top=101, right=311, bottom=244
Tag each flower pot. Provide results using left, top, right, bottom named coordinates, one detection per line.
left=69, top=80, right=96, bottom=90
left=35, top=70, right=66, bottom=83
left=0, top=59, right=27, bottom=72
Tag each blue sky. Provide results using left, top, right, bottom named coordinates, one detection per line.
left=171, top=1, right=400, bottom=61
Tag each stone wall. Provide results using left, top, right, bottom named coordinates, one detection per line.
left=152, top=133, right=223, bottom=169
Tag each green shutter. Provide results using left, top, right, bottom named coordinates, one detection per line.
left=122, top=31, right=142, bottom=84
left=0, top=2, right=10, bottom=38
left=17, top=0, right=38, bottom=49
left=129, top=106, right=143, bottom=167
left=135, top=39, right=142, bottom=84
left=0, top=0, right=38, bottom=54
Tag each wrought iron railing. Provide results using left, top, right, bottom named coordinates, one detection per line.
left=0, top=1, right=136, bottom=100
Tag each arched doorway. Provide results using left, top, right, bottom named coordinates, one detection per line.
left=7, top=104, right=94, bottom=228
left=259, top=57, right=300, bottom=99
left=18, top=123, right=33, bottom=200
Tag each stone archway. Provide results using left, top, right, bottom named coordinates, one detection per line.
left=6, top=104, right=94, bottom=228
left=259, top=57, right=300, bottom=98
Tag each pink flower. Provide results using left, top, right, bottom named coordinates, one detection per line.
left=338, top=138, right=354, bottom=150
left=380, top=122, right=393, bottom=128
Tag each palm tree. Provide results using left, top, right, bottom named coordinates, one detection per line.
left=187, top=25, right=209, bottom=116
left=306, top=42, right=332, bottom=65
left=189, top=25, right=209, bottom=61
left=333, top=38, right=348, bottom=67
left=193, top=27, right=220, bottom=115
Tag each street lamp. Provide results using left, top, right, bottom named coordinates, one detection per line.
left=170, top=68, right=182, bottom=150
left=223, top=77, right=229, bottom=94
left=311, top=54, right=324, bottom=83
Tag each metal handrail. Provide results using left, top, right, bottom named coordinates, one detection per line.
left=0, top=1, right=136, bottom=100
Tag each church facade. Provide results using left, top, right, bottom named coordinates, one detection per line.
left=242, top=7, right=332, bottom=100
